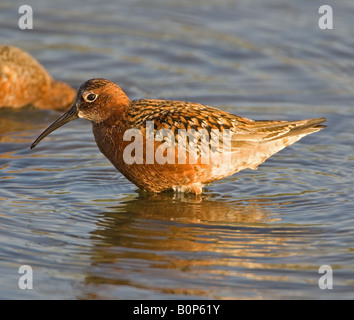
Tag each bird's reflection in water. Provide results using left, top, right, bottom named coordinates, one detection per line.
left=81, top=191, right=309, bottom=299
left=108, top=190, right=277, bottom=223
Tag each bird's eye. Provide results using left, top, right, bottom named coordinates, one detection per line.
left=85, top=93, right=97, bottom=102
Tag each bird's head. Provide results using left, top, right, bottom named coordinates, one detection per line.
left=30, top=78, right=130, bottom=149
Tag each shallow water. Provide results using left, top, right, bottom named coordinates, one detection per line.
left=1, top=0, right=354, bottom=299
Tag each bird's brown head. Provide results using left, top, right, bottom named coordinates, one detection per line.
left=75, top=78, right=131, bottom=122
left=30, top=78, right=131, bottom=149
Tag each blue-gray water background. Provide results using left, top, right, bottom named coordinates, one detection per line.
left=0, top=0, right=353, bottom=299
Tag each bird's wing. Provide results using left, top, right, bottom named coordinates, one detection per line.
left=127, top=99, right=326, bottom=162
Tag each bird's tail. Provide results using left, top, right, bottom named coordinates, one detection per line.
left=230, top=117, right=326, bottom=171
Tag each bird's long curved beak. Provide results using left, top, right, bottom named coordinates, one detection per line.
left=30, top=104, right=79, bottom=149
